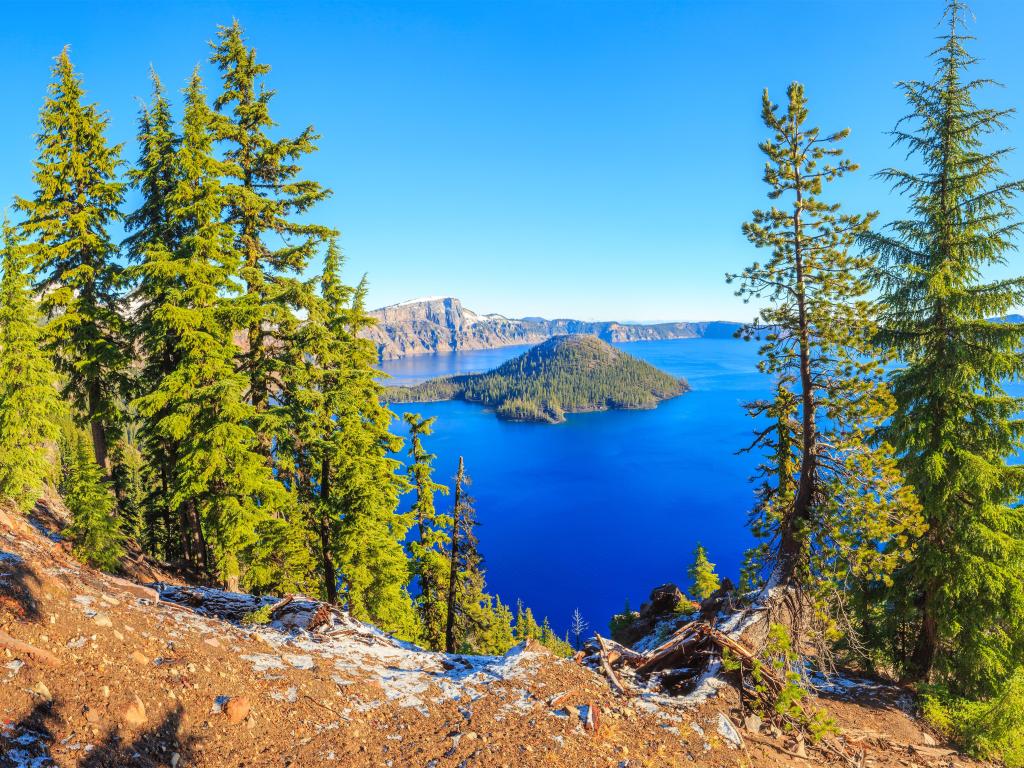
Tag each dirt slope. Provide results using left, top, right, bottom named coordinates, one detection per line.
left=0, top=503, right=988, bottom=768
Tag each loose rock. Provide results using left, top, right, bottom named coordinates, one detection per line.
left=123, top=695, right=147, bottom=726
left=225, top=696, right=251, bottom=724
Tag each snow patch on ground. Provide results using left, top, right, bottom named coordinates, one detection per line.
left=156, top=584, right=545, bottom=714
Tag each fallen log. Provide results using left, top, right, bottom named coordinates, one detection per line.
left=595, top=634, right=630, bottom=696
left=597, top=635, right=644, bottom=663
left=105, top=574, right=160, bottom=602
left=266, top=594, right=294, bottom=619
left=635, top=634, right=703, bottom=675
left=743, top=730, right=819, bottom=763
left=0, top=629, right=62, bottom=667
left=642, top=620, right=699, bottom=658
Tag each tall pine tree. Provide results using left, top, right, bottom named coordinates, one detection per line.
left=209, top=21, right=334, bottom=448
left=444, top=456, right=494, bottom=653
left=62, top=429, right=125, bottom=571
left=276, top=240, right=417, bottom=636
left=862, top=0, right=1024, bottom=693
left=124, top=70, right=185, bottom=560
left=730, top=83, right=922, bottom=646
left=16, top=48, right=127, bottom=470
left=132, top=70, right=304, bottom=591
left=0, top=223, right=63, bottom=511
left=404, top=413, right=450, bottom=649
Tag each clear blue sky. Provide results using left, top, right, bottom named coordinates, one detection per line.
left=3, top=0, right=1023, bottom=322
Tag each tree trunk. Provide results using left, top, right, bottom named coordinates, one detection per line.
left=445, top=458, right=465, bottom=654
left=910, top=589, right=938, bottom=681
left=781, top=170, right=816, bottom=584
left=319, top=458, right=338, bottom=604
left=87, top=379, right=109, bottom=472
left=185, top=500, right=207, bottom=577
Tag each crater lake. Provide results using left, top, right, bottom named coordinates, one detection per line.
left=380, top=337, right=769, bottom=637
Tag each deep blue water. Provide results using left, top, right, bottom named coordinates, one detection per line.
left=380, top=338, right=770, bottom=637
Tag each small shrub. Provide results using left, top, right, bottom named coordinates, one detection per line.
left=242, top=604, right=274, bottom=625
left=730, top=624, right=837, bottom=742
left=920, top=669, right=1024, bottom=767
left=609, top=599, right=637, bottom=638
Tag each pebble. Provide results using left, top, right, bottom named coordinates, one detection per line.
left=31, top=681, right=52, bottom=701
left=123, top=696, right=147, bottom=726
left=94, top=614, right=113, bottom=628
left=744, top=713, right=762, bottom=733
left=131, top=650, right=150, bottom=665
left=225, top=696, right=251, bottom=724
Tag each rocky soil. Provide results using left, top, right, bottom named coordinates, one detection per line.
left=0, top=501, right=990, bottom=768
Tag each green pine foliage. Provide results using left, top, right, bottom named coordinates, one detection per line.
left=723, top=624, right=837, bottom=741
left=479, top=597, right=517, bottom=655
left=124, top=70, right=186, bottom=561
left=131, top=71, right=305, bottom=592
left=109, top=435, right=145, bottom=541
left=920, top=669, right=1024, bottom=767
left=442, top=457, right=512, bottom=654
left=729, top=82, right=924, bottom=647
left=275, top=240, right=416, bottom=636
left=404, top=413, right=451, bottom=649
left=209, top=21, right=334, bottom=431
left=0, top=224, right=63, bottom=511
left=687, top=544, right=721, bottom=601
left=861, top=0, right=1024, bottom=695
left=16, top=48, right=128, bottom=470
left=62, top=430, right=125, bottom=571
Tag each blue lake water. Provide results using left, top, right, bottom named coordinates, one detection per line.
left=380, top=337, right=770, bottom=637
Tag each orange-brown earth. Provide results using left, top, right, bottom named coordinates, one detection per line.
left=0, top=501, right=991, bottom=768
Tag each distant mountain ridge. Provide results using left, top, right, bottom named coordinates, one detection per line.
left=364, top=296, right=741, bottom=360
left=384, top=334, right=687, bottom=423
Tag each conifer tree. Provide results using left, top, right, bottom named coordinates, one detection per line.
left=515, top=600, right=541, bottom=642
left=404, top=413, right=450, bottom=649
left=0, top=224, right=63, bottom=511
left=16, top=48, right=127, bottom=470
left=62, top=430, right=124, bottom=571
left=481, top=597, right=516, bottom=654
left=209, top=21, right=334, bottom=444
left=328, top=280, right=416, bottom=637
left=570, top=608, right=589, bottom=650
left=275, top=241, right=416, bottom=636
left=862, top=0, right=1024, bottom=693
left=687, top=543, right=721, bottom=601
left=124, top=70, right=185, bottom=558
left=132, top=70, right=302, bottom=591
left=729, top=83, right=923, bottom=644
left=443, top=456, right=495, bottom=653
left=109, top=435, right=145, bottom=540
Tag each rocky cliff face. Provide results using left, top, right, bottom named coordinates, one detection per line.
left=364, top=297, right=740, bottom=360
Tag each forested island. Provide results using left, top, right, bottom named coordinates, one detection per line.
left=384, top=334, right=688, bottom=423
